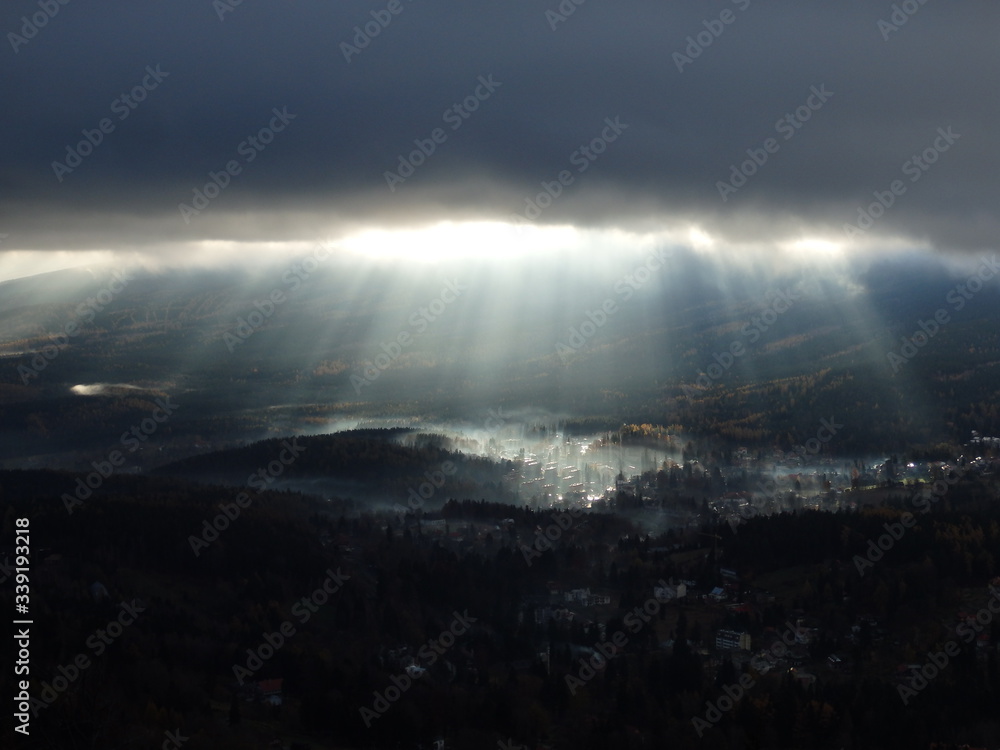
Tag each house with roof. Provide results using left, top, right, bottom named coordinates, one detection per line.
left=257, top=678, right=283, bottom=706
left=789, top=668, right=816, bottom=687
left=654, top=582, right=686, bottom=601
left=715, top=628, right=751, bottom=651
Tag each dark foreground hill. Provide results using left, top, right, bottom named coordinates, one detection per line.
left=3, top=465, right=999, bottom=749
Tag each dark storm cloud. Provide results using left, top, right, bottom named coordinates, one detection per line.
left=1, top=0, right=997, bottom=256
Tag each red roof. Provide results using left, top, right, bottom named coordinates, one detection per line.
left=257, top=678, right=283, bottom=694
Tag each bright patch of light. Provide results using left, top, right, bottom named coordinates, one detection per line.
left=782, top=237, right=844, bottom=257
left=71, top=383, right=150, bottom=396
left=0, top=250, right=119, bottom=283
left=687, top=226, right=715, bottom=250
left=72, top=384, right=114, bottom=396
left=340, top=221, right=580, bottom=262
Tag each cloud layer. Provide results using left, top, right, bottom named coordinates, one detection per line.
left=2, top=0, right=997, bottom=273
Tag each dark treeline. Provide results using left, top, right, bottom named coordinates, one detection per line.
left=154, top=430, right=512, bottom=501
left=2, top=469, right=998, bottom=748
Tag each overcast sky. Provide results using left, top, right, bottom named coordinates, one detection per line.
left=1, top=0, right=997, bottom=280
